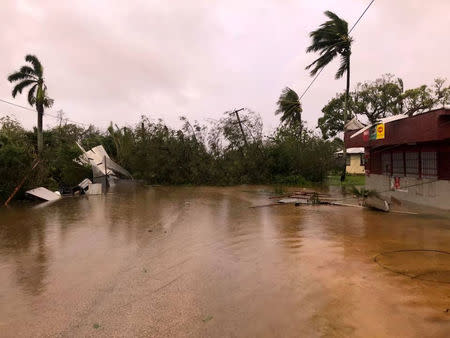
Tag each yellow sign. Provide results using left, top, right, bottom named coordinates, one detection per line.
left=376, top=123, right=385, bottom=139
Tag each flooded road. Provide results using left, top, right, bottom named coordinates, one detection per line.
left=1, top=185, right=450, bottom=337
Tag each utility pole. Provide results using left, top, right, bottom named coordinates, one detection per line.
left=232, top=108, right=248, bottom=148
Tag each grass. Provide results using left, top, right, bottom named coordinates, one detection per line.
left=327, top=174, right=365, bottom=187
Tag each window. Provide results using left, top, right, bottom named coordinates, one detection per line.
left=421, top=151, right=437, bottom=178
left=360, top=154, right=365, bottom=166
left=346, top=155, right=350, bottom=166
left=382, top=152, right=391, bottom=175
left=392, top=152, right=405, bottom=176
left=405, top=152, right=419, bottom=177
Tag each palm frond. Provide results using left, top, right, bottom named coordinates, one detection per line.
left=11, top=79, right=36, bottom=98
left=7, top=71, right=34, bottom=82
left=43, top=96, right=54, bottom=108
left=335, top=54, right=349, bottom=79
left=306, top=49, right=337, bottom=76
left=324, top=10, right=341, bottom=22
left=19, top=66, right=38, bottom=79
left=27, top=84, right=37, bottom=106
left=306, top=11, right=352, bottom=78
left=276, top=87, right=302, bottom=126
left=25, top=54, right=43, bottom=77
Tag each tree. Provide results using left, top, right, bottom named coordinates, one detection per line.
left=353, top=74, right=404, bottom=123
left=318, top=92, right=355, bottom=139
left=7, top=55, right=53, bottom=154
left=433, top=78, right=450, bottom=108
left=306, top=11, right=352, bottom=179
left=401, top=85, right=434, bottom=116
left=275, top=87, right=303, bottom=137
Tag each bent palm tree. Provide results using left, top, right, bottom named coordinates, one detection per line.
left=7, top=55, right=53, bottom=154
left=306, top=11, right=352, bottom=179
left=276, top=87, right=303, bottom=137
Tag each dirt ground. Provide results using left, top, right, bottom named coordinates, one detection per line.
left=0, top=185, right=449, bottom=337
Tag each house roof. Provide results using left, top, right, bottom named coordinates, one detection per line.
left=349, top=114, right=408, bottom=139
left=345, top=108, right=450, bottom=149
left=345, top=117, right=365, bottom=131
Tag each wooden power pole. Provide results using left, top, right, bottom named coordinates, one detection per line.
left=232, top=108, right=248, bottom=148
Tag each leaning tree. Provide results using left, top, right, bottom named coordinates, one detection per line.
left=276, top=87, right=303, bottom=138
left=306, top=11, right=352, bottom=179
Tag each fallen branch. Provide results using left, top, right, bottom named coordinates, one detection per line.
left=4, top=159, right=40, bottom=207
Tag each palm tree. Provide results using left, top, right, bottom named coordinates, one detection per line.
left=306, top=11, right=352, bottom=179
left=276, top=87, right=303, bottom=137
left=7, top=55, right=53, bottom=154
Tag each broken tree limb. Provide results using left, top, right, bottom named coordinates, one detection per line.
left=4, top=159, right=40, bottom=207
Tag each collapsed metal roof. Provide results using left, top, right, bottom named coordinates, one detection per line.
left=76, top=143, right=132, bottom=181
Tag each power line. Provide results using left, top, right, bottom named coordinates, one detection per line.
left=349, top=0, right=375, bottom=34
left=0, top=98, right=34, bottom=112
left=0, top=97, right=91, bottom=127
left=299, top=68, right=324, bottom=100
left=299, top=0, right=375, bottom=101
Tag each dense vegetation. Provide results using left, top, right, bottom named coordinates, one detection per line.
left=0, top=111, right=340, bottom=202
left=2, top=72, right=447, bottom=202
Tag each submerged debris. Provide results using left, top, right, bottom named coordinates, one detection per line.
left=26, top=187, right=61, bottom=201
left=277, top=189, right=337, bottom=206
left=364, top=195, right=390, bottom=212
left=253, top=187, right=394, bottom=213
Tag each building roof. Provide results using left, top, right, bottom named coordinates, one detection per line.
left=345, top=117, right=366, bottom=131
left=336, top=147, right=364, bottom=154
left=345, top=108, right=450, bottom=149
left=349, top=114, right=408, bottom=139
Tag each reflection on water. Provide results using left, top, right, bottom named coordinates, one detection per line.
left=0, top=184, right=450, bottom=337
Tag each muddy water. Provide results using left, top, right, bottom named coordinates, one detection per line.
left=0, top=185, right=449, bottom=337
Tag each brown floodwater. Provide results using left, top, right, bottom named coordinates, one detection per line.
left=0, top=184, right=449, bottom=337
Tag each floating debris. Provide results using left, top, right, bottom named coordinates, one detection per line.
left=26, top=187, right=61, bottom=202
left=364, top=195, right=390, bottom=212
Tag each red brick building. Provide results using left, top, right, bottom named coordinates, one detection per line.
left=345, top=108, right=450, bottom=210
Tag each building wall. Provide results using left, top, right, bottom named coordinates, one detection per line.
left=366, top=174, right=450, bottom=210
left=347, top=154, right=365, bottom=174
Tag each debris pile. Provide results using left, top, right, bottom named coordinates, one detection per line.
left=76, top=143, right=132, bottom=186
left=253, top=188, right=392, bottom=213
left=22, top=143, right=132, bottom=204
left=275, top=189, right=338, bottom=205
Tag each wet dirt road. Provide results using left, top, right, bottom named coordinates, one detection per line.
left=0, top=185, right=450, bottom=337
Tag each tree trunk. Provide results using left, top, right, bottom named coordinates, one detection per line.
left=341, top=59, right=350, bottom=182
left=298, top=111, right=302, bottom=141
left=37, top=104, right=44, bottom=154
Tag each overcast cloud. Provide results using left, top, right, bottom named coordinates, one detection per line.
left=1, top=0, right=449, bottom=133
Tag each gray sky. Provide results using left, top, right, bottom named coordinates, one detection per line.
left=1, top=0, right=449, bottom=133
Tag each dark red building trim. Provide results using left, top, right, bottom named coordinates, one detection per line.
left=345, top=108, right=450, bottom=180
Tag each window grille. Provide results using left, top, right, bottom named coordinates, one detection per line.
left=392, top=152, right=405, bottom=176
left=370, top=152, right=381, bottom=173
left=405, top=152, right=419, bottom=177
left=382, top=152, right=391, bottom=175
left=421, top=151, right=437, bottom=178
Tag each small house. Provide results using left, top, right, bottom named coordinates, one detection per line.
left=336, top=147, right=365, bottom=174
